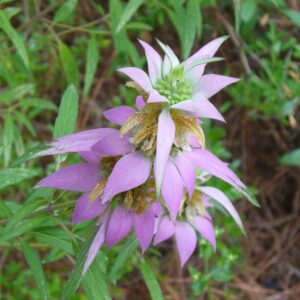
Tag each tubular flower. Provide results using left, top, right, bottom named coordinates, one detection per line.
left=118, top=37, right=238, bottom=122
left=154, top=186, right=244, bottom=266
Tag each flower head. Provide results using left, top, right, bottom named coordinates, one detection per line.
left=119, top=36, right=239, bottom=121
left=155, top=185, right=244, bottom=266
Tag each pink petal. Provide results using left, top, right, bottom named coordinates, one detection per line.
left=103, top=106, right=136, bottom=125
left=184, top=37, right=228, bottom=86
left=91, top=132, right=134, bottom=156
left=196, top=74, right=239, bottom=98
left=183, top=36, right=228, bottom=70
left=154, top=215, right=175, bottom=245
left=191, top=215, right=216, bottom=251
left=39, top=128, right=116, bottom=156
left=118, top=67, right=153, bottom=92
left=171, top=95, right=225, bottom=122
left=147, top=89, right=169, bottom=104
left=198, top=186, right=243, bottom=231
left=106, top=206, right=133, bottom=247
left=173, top=153, right=196, bottom=198
left=192, top=95, right=225, bottom=122
left=155, top=109, right=175, bottom=195
left=138, top=40, right=162, bottom=84
left=162, top=160, right=184, bottom=220
left=185, top=149, right=246, bottom=193
left=83, top=212, right=109, bottom=274
left=136, top=95, right=145, bottom=110
left=79, top=151, right=101, bottom=164
left=72, top=193, right=108, bottom=224
left=188, top=133, right=201, bottom=148
left=102, top=151, right=151, bottom=203
left=175, top=222, right=197, bottom=267
left=151, top=202, right=163, bottom=216
left=35, top=163, right=101, bottom=192
left=134, top=208, right=155, bottom=253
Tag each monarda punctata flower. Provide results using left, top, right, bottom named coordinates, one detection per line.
left=34, top=37, right=256, bottom=274
left=118, top=37, right=239, bottom=193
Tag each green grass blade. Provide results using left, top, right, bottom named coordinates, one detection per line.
left=54, top=0, right=78, bottom=23
left=59, top=43, right=80, bottom=88
left=53, top=84, right=79, bottom=139
left=0, top=168, right=38, bottom=190
left=83, top=36, right=100, bottom=98
left=109, top=237, right=138, bottom=282
left=116, top=0, right=143, bottom=33
left=139, top=259, right=164, bottom=300
left=0, top=10, right=29, bottom=68
left=62, top=231, right=96, bottom=300
left=21, top=240, right=48, bottom=300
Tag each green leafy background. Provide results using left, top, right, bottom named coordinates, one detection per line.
left=0, top=0, right=299, bottom=299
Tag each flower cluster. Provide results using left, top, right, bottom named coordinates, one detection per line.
left=36, top=37, right=255, bottom=272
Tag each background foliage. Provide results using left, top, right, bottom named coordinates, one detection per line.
left=0, top=0, right=299, bottom=299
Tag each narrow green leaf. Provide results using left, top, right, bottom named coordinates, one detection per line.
left=5, top=197, right=46, bottom=232
left=116, top=0, right=143, bottom=33
left=13, top=144, right=51, bottom=166
left=13, top=110, right=36, bottom=136
left=35, top=232, right=74, bottom=254
left=3, top=6, right=22, bottom=19
left=83, top=36, right=100, bottom=98
left=280, top=148, right=300, bottom=166
left=282, top=9, right=300, bottom=27
left=13, top=125, right=25, bottom=157
left=0, top=200, right=13, bottom=218
left=109, top=237, right=138, bottom=281
left=0, top=10, right=29, bottom=68
left=181, top=0, right=199, bottom=59
left=241, top=0, right=258, bottom=23
left=186, top=57, right=225, bottom=71
left=53, top=85, right=78, bottom=139
left=20, top=98, right=57, bottom=111
left=110, top=0, right=142, bottom=65
left=2, top=214, right=56, bottom=240
left=269, top=0, right=286, bottom=7
left=21, top=240, right=48, bottom=300
left=83, top=255, right=112, bottom=300
left=126, top=22, right=153, bottom=31
left=62, top=231, right=97, bottom=300
left=0, top=168, right=38, bottom=190
left=3, top=115, right=14, bottom=167
left=139, top=260, right=164, bottom=300
left=0, top=84, right=34, bottom=105
left=59, top=43, right=80, bottom=88
left=54, top=0, right=78, bottom=23
left=233, top=0, right=242, bottom=34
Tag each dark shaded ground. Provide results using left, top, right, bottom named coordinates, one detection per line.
left=226, top=109, right=300, bottom=300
